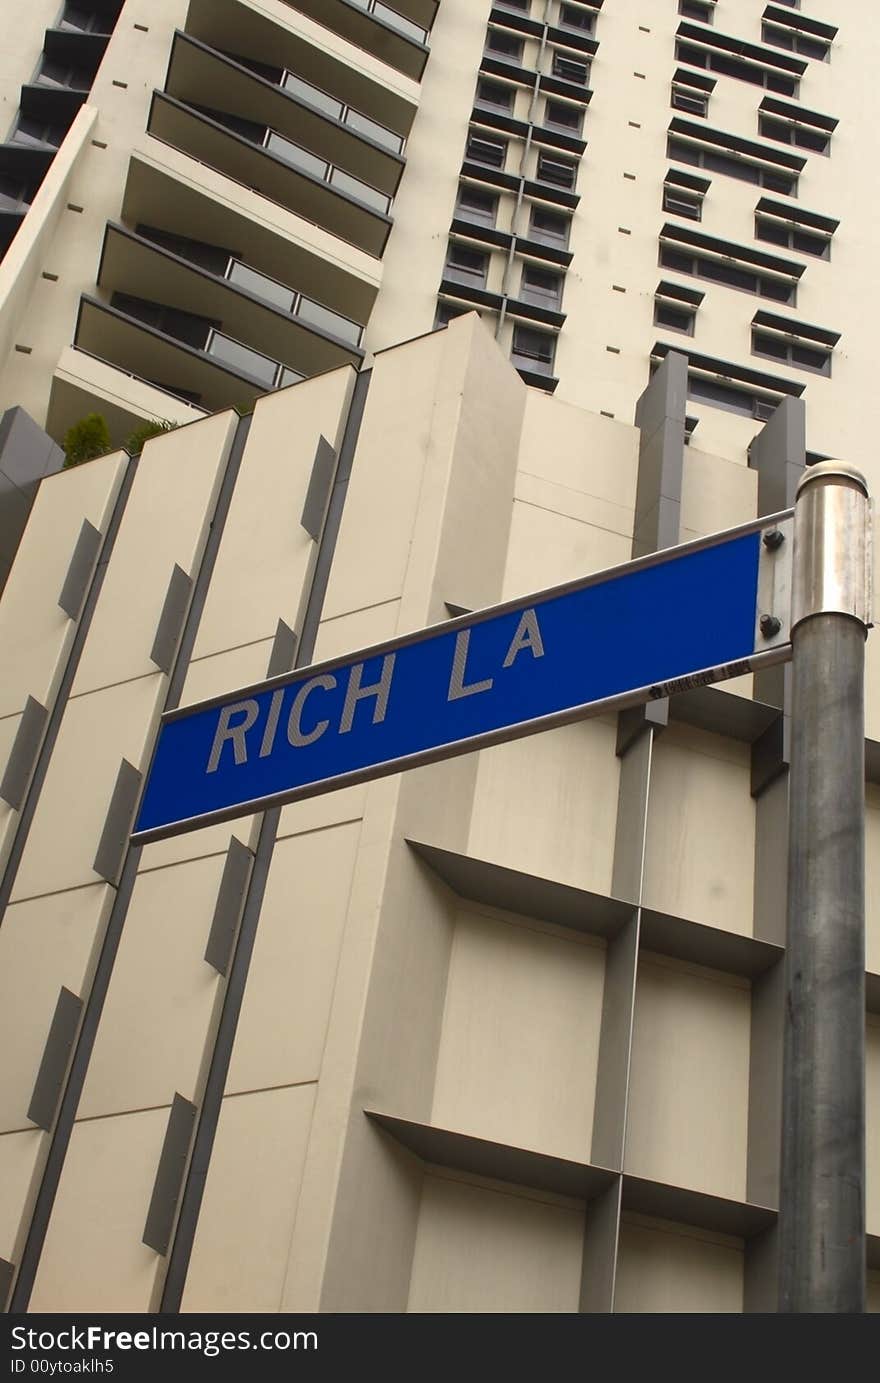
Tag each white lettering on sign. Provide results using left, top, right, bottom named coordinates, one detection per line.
left=205, top=611, right=547, bottom=773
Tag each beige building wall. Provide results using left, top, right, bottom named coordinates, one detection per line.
left=0, top=314, right=876, bottom=1315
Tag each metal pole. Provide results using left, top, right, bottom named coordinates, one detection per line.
left=779, top=461, right=873, bottom=1312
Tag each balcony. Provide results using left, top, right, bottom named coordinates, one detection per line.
left=121, top=153, right=380, bottom=327
left=164, top=32, right=404, bottom=201
left=185, top=0, right=419, bottom=137
left=147, top=90, right=393, bottom=256
left=96, top=222, right=365, bottom=374
left=280, top=0, right=433, bottom=80
left=73, top=294, right=311, bottom=416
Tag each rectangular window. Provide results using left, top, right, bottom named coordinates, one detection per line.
left=456, top=184, right=499, bottom=227
left=536, top=152, right=577, bottom=188
left=559, top=4, right=595, bottom=34
left=675, top=40, right=799, bottom=97
left=671, top=84, right=709, bottom=116
left=466, top=133, right=507, bottom=168
left=544, top=99, right=583, bottom=132
left=551, top=53, right=590, bottom=85
left=485, top=29, right=525, bottom=61
left=758, top=113, right=831, bottom=153
left=762, top=23, right=830, bottom=61
left=662, top=185, right=703, bottom=220
left=755, top=215, right=832, bottom=259
left=445, top=242, right=490, bottom=287
left=667, top=136, right=798, bottom=195
left=751, top=311, right=837, bottom=375
left=476, top=78, right=514, bottom=112
left=654, top=298, right=697, bottom=335
left=511, top=324, right=557, bottom=375
left=519, top=265, right=563, bottom=308
left=529, top=206, right=571, bottom=246
left=434, top=300, right=475, bottom=329
left=679, top=0, right=714, bottom=22
left=497, top=0, right=529, bottom=9
left=658, top=240, right=797, bottom=304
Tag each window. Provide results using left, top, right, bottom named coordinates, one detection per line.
left=0, top=177, right=29, bottom=213
left=662, top=182, right=704, bottom=221
left=529, top=206, right=571, bottom=246
left=758, top=103, right=834, bottom=154
left=35, top=57, right=93, bottom=89
left=679, top=0, right=714, bottom=21
left=455, top=183, right=498, bottom=227
left=754, top=201, right=836, bottom=259
left=654, top=281, right=703, bottom=336
left=519, top=265, right=563, bottom=308
left=544, top=100, right=583, bottom=133
left=444, top=242, right=490, bottom=288
left=485, top=29, right=525, bottom=62
left=762, top=23, right=830, bottom=61
left=466, top=133, right=507, bottom=168
left=551, top=53, right=590, bottom=85
left=59, top=2, right=115, bottom=34
left=536, top=152, right=577, bottom=189
left=476, top=79, right=514, bottom=112
left=511, top=324, right=557, bottom=376
left=751, top=311, right=838, bottom=375
left=559, top=4, right=595, bottom=34
left=434, top=300, right=475, bottom=329
left=688, top=376, right=779, bottom=419
left=658, top=227, right=800, bottom=304
left=675, top=40, right=799, bottom=97
left=671, top=83, right=709, bottom=117
left=667, top=135, right=798, bottom=195
left=497, top=0, right=529, bottom=10
left=10, top=115, right=64, bottom=148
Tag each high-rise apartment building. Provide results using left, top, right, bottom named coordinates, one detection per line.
left=0, top=1, right=877, bottom=1315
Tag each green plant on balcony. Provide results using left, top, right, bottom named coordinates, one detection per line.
left=123, top=417, right=179, bottom=455
left=62, top=413, right=112, bottom=469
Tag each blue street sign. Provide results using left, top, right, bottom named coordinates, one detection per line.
left=133, top=517, right=792, bottom=844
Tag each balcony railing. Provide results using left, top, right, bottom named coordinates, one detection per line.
left=263, top=128, right=392, bottom=213
left=224, top=257, right=364, bottom=346
left=348, top=0, right=428, bottom=45
left=206, top=329, right=304, bottom=390
left=281, top=72, right=405, bottom=154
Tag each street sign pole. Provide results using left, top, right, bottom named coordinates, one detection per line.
left=779, top=461, right=873, bottom=1312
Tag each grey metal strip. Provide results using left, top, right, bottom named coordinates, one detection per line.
left=0, top=1256, right=13, bottom=1312
left=0, top=456, right=138, bottom=923
left=300, top=435, right=337, bottom=540
left=159, top=369, right=372, bottom=1313
left=58, top=519, right=102, bottom=621
left=8, top=416, right=251, bottom=1313
left=150, top=563, right=194, bottom=674
left=751, top=710, right=790, bottom=798
left=27, top=988, right=83, bottom=1132
left=92, top=759, right=142, bottom=885
left=266, top=619, right=298, bottom=680
left=0, top=696, right=48, bottom=810
left=204, top=837, right=253, bottom=976
left=142, top=1094, right=198, bottom=1255
left=580, top=1178, right=623, bottom=1313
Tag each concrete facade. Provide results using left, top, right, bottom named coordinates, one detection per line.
left=0, top=0, right=877, bottom=1316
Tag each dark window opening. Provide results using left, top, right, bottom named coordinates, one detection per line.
left=659, top=244, right=797, bottom=303
left=485, top=30, right=525, bottom=61
left=679, top=1, right=714, bottom=23
left=519, top=265, right=563, bottom=307
left=511, top=324, right=557, bottom=375
left=445, top=242, right=490, bottom=288
left=536, top=152, right=577, bottom=188
left=762, top=23, right=830, bottom=61
left=551, top=53, right=590, bottom=85
left=476, top=78, right=514, bottom=112
left=667, top=136, right=797, bottom=194
left=456, top=184, right=499, bottom=227
left=529, top=206, right=571, bottom=246
left=675, top=41, right=799, bottom=96
left=544, top=99, right=583, bottom=132
left=759, top=114, right=830, bottom=153
left=466, top=133, right=507, bottom=168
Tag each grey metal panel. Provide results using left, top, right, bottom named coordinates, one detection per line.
left=365, top=1110, right=617, bottom=1201
left=610, top=724, right=653, bottom=904
left=204, top=837, right=253, bottom=975
left=748, top=395, right=806, bottom=516
left=150, top=563, right=193, bottom=673
left=58, top=519, right=103, bottom=621
left=406, top=838, right=633, bottom=937
left=0, top=696, right=48, bottom=810
left=669, top=683, right=780, bottom=743
left=751, top=710, right=790, bottom=797
left=747, top=959, right=785, bottom=1209
left=580, top=1177, right=622, bottom=1313
left=639, top=907, right=783, bottom=979
left=753, top=771, right=789, bottom=947
left=0, top=406, right=64, bottom=489
left=92, top=759, right=142, bottom=885
left=266, top=618, right=298, bottom=679
left=591, top=914, right=639, bottom=1171
left=27, top=988, right=83, bottom=1131
left=300, top=434, right=337, bottom=540
left=621, top=1173, right=776, bottom=1238
left=142, top=1094, right=198, bottom=1255
left=0, top=1256, right=13, bottom=1311
left=744, top=1223, right=779, bottom=1312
